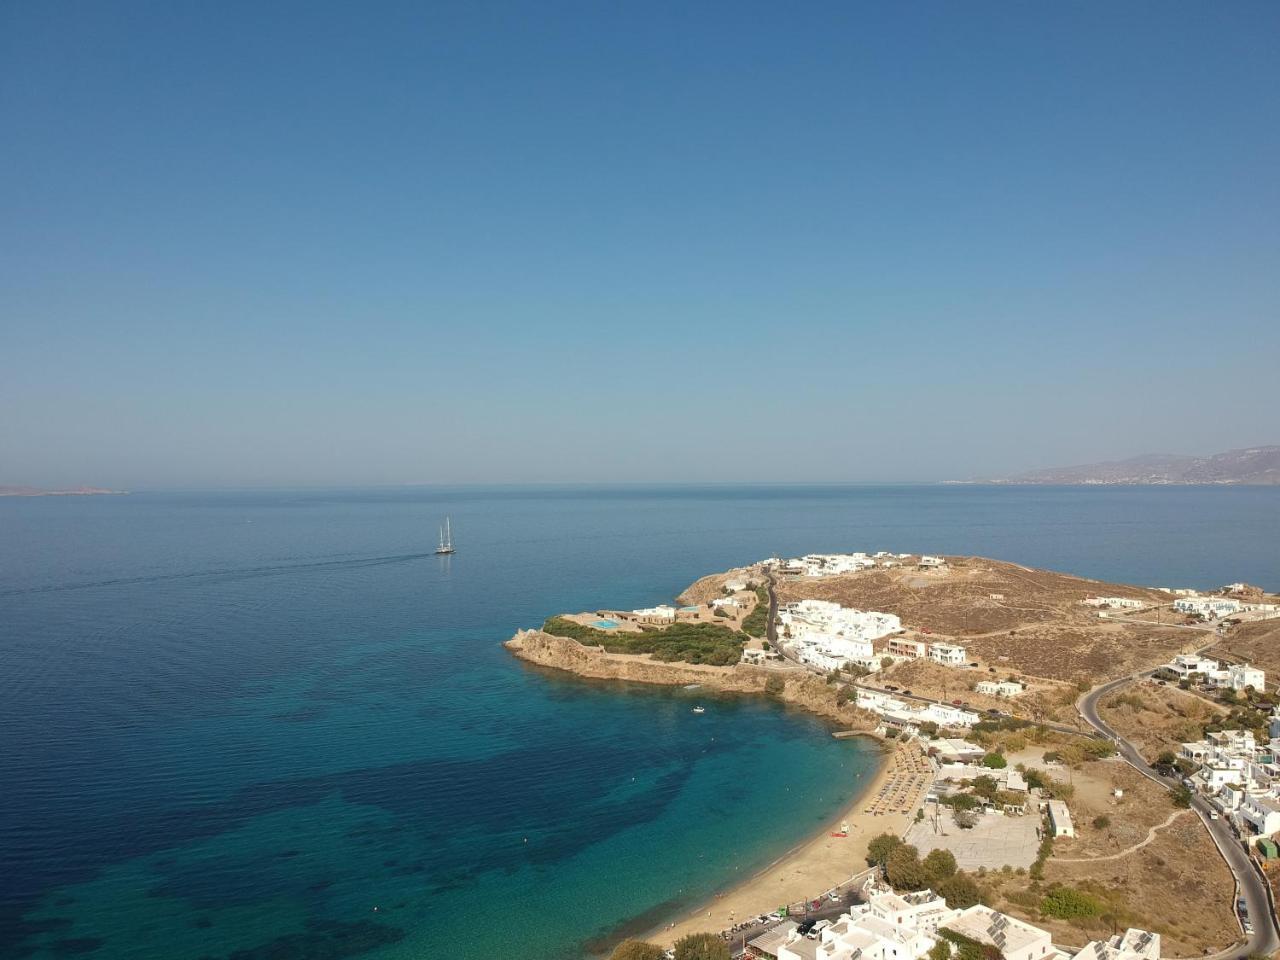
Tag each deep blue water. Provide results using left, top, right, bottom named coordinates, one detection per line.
left=2, top=484, right=1278, bottom=960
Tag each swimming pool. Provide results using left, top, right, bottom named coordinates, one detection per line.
left=594, top=619, right=619, bottom=629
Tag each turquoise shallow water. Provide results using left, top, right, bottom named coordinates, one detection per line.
left=2, top=484, right=1278, bottom=959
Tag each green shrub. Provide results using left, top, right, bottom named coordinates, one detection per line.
left=923, top=849, right=958, bottom=882
left=1040, top=886, right=1103, bottom=920
left=885, top=844, right=929, bottom=891
left=610, top=941, right=666, bottom=960
left=740, top=587, right=770, bottom=637
left=542, top=617, right=746, bottom=665
left=866, top=832, right=904, bottom=866
left=981, top=753, right=1007, bottom=769
left=673, top=932, right=731, bottom=960
left=937, top=871, right=980, bottom=909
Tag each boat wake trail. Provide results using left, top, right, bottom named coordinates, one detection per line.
left=0, top=553, right=438, bottom=598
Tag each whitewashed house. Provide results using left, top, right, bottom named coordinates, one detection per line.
left=1174, top=596, right=1242, bottom=618
left=976, top=680, right=1025, bottom=698
left=1047, top=799, right=1075, bottom=837
left=1072, top=930, right=1161, bottom=960
left=1227, top=663, right=1265, bottom=692
left=928, top=643, right=967, bottom=666
left=1082, top=596, right=1147, bottom=610
left=1238, top=794, right=1280, bottom=837
left=942, top=905, right=1056, bottom=960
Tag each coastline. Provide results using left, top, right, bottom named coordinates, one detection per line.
left=648, top=740, right=903, bottom=947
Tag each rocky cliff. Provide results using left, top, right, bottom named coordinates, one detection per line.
left=505, top=630, right=879, bottom=730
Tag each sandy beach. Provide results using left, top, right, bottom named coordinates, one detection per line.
left=651, top=738, right=913, bottom=946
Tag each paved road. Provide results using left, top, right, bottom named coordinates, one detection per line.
left=1078, top=673, right=1279, bottom=957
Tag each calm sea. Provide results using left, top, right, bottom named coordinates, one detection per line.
left=2, top=485, right=1278, bottom=959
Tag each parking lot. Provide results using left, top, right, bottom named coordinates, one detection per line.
left=904, top=806, right=1041, bottom=870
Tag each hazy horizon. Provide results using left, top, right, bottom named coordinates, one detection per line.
left=4, top=2, right=1278, bottom=489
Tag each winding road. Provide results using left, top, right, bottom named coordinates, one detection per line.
left=1078, top=673, right=1279, bottom=957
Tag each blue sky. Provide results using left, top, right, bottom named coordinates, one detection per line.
left=2, top=1, right=1278, bottom=487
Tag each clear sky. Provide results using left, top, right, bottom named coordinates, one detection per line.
left=3, top=2, right=1278, bottom=487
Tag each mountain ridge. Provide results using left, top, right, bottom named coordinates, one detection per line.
left=989, top=444, right=1280, bottom=485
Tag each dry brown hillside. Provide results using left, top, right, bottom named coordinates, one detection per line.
left=1221, top=618, right=1280, bottom=676
left=774, top=556, right=1195, bottom=682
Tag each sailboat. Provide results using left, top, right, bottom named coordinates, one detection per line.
left=435, top=517, right=455, bottom=555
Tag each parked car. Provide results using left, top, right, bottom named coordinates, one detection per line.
left=901, top=689, right=912, bottom=696
left=952, top=699, right=963, bottom=706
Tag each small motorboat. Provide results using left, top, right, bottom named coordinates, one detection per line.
left=692, top=705, right=706, bottom=714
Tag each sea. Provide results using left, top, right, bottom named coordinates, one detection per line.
left=2, top=484, right=1278, bottom=960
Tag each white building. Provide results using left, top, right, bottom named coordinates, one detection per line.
left=781, top=599, right=900, bottom=672
left=855, top=691, right=977, bottom=730
left=628, top=604, right=677, bottom=624
left=1047, top=799, right=1075, bottom=837
left=1163, top=653, right=1225, bottom=682
left=929, top=643, right=968, bottom=666
left=1174, top=596, right=1242, bottom=618
left=788, top=887, right=956, bottom=960
left=918, top=555, right=946, bottom=569
left=1238, top=794, right=1280, bottom=837
left=976, top=680, right=1025, bottom=698
left=1071, top=930, right=1161, bottom=960
left=1227, top=663, right=1265, bottom=692
left=942, top=905, right=1057, bottom=960
left=776, top=553, right=878, bottom=578
left=920, top=703, right=980, bottom=728
left=1081, top=596, right=1147, bottom=610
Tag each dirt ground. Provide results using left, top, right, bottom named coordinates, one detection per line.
left=973, top=754, right=1240, bottom=956
left=1220, top=618, right=1280, bottom=678
left=982, top=816, right=1239, bottom=957
left=1095, top=679, right=1227, bottom=763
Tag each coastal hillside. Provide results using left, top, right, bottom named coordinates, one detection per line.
left=776, top=556, right=1186, bottom=682
left=996, top=444, right=1280, bottom=485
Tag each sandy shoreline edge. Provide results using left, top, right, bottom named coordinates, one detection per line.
left=648, top=740, right=904, bottom=947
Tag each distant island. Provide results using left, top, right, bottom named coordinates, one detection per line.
left=0, top=485, right=127, bottom=497
left=982, top=444, right=1280, bottom=485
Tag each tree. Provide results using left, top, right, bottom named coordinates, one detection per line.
left=1172, top=785, right=1193, bottom=808
left=970, top=775, right=999, bottom=799
left=937, top=871, right=981, bottom=909
left=929, top=941, right=952, bottom=960
left=954, top=809, right=979, bottom=829
left=866, top=832, right=904, bottom=866
left=923, top=848, right=958, bottom=883
left=981, top=753, right=1007, bottom=769
left=885, top=844, right=929, bottom=891
left=673, top=933, right=731, bottom=960
left=611, top=941, right=666, bottom=960
left=1155, top=751, right=1177, bottom=772
left=881, top=656, right=895, bottom=670
left=1091, top=816, right=1110, bottom=831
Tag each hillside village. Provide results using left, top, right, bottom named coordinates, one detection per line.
left=510, top=551, right=1280, bottom=960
